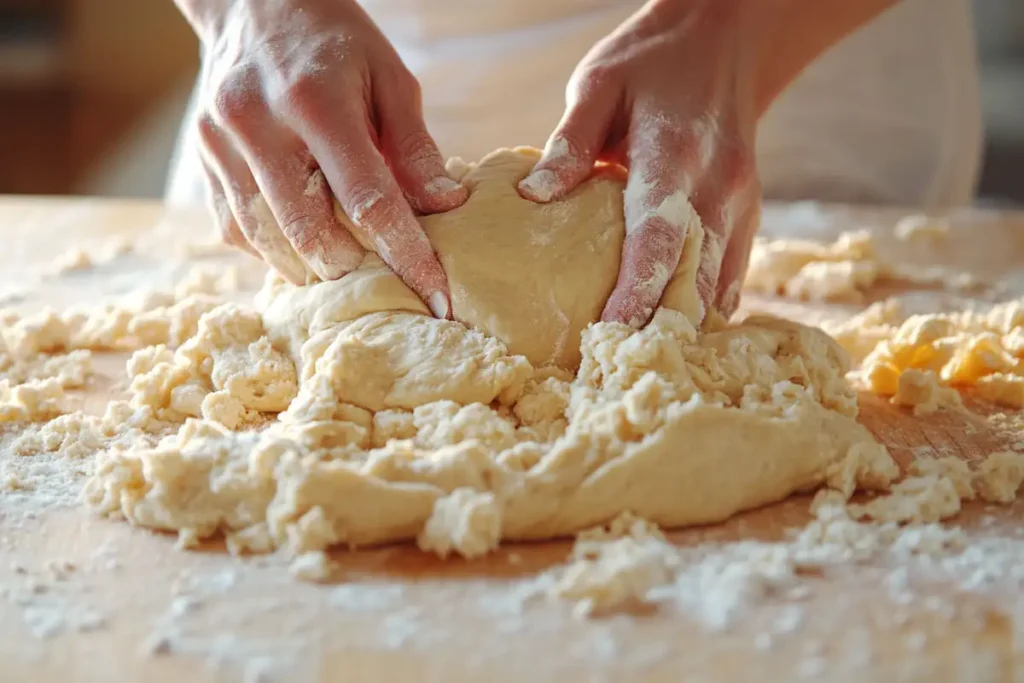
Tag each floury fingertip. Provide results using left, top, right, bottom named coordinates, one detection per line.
left=518, top=169, right=558, bottom=203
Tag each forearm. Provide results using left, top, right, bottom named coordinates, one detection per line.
left=745, top=0, right=902, bottom=115
left=643, top=0, right=900, bottom=117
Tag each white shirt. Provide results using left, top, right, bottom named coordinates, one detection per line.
left=166, top=0, right=982, bottom=209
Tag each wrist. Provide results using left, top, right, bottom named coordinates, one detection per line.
left=174, top=0, right=237, bottom=44
left=639, top=0, right=760, bottom=127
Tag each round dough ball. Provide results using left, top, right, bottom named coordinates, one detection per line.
left=424, top=147, right=622, bottom=368
left=262, top=147, right=704, bottom=370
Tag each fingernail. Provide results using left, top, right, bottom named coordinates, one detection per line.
left=518, top=170, right=558, bottom=202
left=428, top=291, right=450, bottom=319
left=425, top=176, right=463, bottom=195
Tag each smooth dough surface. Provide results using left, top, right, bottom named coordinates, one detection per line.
left=81, top=148, right=898, bottom=559
left=261, top=147, right=705, bottom=370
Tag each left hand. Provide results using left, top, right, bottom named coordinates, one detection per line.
left=518, top=0, right=761, bottom=327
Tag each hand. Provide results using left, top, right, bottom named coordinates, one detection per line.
left=518, top=0, right=760, bottom=327
left=177, top=0, right=466, bottom=318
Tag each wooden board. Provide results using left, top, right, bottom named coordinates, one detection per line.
left=1, top=197, right=1023, bottom=683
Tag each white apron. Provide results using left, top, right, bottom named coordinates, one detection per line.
left=166, top=0, right=982, bottom=209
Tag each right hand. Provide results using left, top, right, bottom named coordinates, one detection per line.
left=178, top=0, right=466, bottom=318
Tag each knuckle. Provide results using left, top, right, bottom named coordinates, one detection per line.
left=345, top=182, right=391, bottom=226
left=394, top=129, right=439, bottom=168
left=549, top=131, right=591, bottom=168
left=210, top=65, right=262, bottom=126
left=271, top=71, right=324, bottom=117
left=635, top=218, right=684, bottom=253
left=390, top=64, right=422, bottom=99
left=569, top=64, right=615, bottom=101
left=277, top=210, right=320, bottom=249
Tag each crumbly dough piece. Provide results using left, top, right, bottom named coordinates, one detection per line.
left=860, top=300, right=1024, bottom=407
left=889, top=368, right=963, bottom=416
left=1, top=264, right=236, bottom=356
left=745, top=229, right=983, bottom=304
left=745, top=231, right=883, bottom=303
left=80, top=148, right=894, bottom=558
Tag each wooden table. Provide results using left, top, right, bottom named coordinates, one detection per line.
left=1, top=197, right=1023, bottom=683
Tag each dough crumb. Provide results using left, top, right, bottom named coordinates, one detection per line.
left=973, top=451, right=1024, bottom=504
left=548, top=512, right=676, bottom=617
left=847, top=475, right=962, bottom=524
left=42, top=248, right=93, bottom=277
left=288, top=551, right=334, bottom=582
left=418, top=489, right=503, bottom=560
left=890, top=369, right=963, bottom=415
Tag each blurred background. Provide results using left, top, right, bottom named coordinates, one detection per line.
left=0, top=0, right=1021, bottom=205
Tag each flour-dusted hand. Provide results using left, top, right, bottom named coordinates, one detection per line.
left=175, top=0, right=466, bottom=317
left=518, top=0, right=760, bottom=327
left=521, top=0, right=903, bottom=328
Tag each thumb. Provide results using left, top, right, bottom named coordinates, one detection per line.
left=518, top=95, right=613, bottom=203
left=376, top=71, right=469, bottom=214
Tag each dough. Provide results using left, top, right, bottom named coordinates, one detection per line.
left=262, top=147, right=705, bottom=370
left=76, top=147, right=899, bottom=558
left=859, top=300, right=1024, bottom=408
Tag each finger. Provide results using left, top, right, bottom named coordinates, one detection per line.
left=297, top=100, right=451, bottom=318
left=715, top=187, right=761, bottom=318
left=602, top=122, right=696, bottom=328
left=199, top=157, right=259, bottom=258
left=374, top=70, right=468, bottom=214
left=518, top=84, right=615, bottom=203
left=197, top=115, right=309, bottom=284
left=227, top=118, right=365, bottom=282
left=688, top=187, right=731, bottom=321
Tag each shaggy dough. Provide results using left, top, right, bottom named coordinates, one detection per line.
left=745, top=229, right=983, bottom=304
left=79, top=148, right=897, bottom=557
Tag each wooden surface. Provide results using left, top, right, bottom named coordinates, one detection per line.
left=1, top=197, right=1024, bottom=682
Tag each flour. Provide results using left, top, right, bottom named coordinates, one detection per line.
left=519, top=169, right=558, bottom=202
left=1, top=559, right=109, bottom=640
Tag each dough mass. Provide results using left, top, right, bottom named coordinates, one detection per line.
left=266, top=147, right=705, bottom=370
left=79, top=148, right=896, bottom=558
